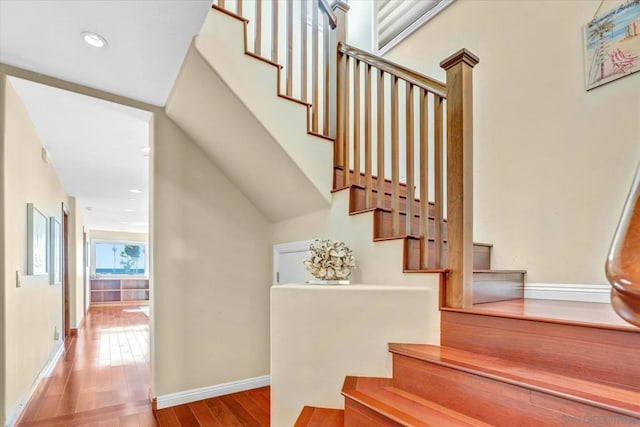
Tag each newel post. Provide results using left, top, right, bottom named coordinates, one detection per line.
left=440, top=49, right=479, bottom=308
left=330, top=1, right=349, bottom=164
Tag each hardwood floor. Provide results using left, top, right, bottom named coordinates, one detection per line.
left=17, top=305, right=154, bottom=426
left=16, top=305, right=271, bottom=426
left=154, top=387, right=270, bottom=427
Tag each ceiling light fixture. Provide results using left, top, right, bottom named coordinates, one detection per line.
left=124, top=209, right=134, bottom=213
left=81, top=31, right=108, bottom=48
left=141, top=147, right=151, bottom=154
left=128, top=189, right=142, bottom=194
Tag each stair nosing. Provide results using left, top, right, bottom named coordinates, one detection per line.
left=342, top=389, right=429, bottom=427
left=389, top=344, right=640, bottom=418
left=342, top=377, right=490, bottom=426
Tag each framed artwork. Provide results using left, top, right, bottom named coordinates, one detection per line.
left=27, top=203, right=48, bottom=276
left=584, top=0, right=640, bottom=90
left=50, top=217, right=62, bottom=285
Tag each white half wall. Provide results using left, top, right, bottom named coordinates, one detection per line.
left=271, top=284, right=439, bottom=427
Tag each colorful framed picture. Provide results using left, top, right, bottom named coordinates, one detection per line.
left=50, top=217, right=62, bottom=285
left=584, top=0, right=640, bottom=90
left=27, top=203, right=48, bottom=276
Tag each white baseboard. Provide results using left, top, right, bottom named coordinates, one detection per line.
left=155, top=375, right=270, bottom=410
left=524, top=283, right=611, bottom=303
left=6, top=342, right=65, bottom=427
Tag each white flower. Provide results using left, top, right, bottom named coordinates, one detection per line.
left=303, top=239, right=355, bottom=280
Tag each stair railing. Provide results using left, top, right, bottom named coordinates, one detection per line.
left=212, top=0, right=479, bottom=308
left=335, top=43, right=448, bottom=271
left=213, top=0, right=345, bottom=139
left=606, top=163, right=640, bottom=326
left=335, top=44, right=478, bottom=307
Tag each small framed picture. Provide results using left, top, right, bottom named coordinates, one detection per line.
left=584, top=0, right=640, bottom=90
left=50, top=217, right=62, bottom=285
left=27, top=203, right=48, bottom=276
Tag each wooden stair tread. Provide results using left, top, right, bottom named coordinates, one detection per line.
left=341, top=376, right=490, bottom=426
left=388, top=344, right=640, bottom=417
left=294, top=406, right=344, bottom=426
left=443, top=298, right=640, bottom=332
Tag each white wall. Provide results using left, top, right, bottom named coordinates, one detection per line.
left=272, top=190, right=442, bottom=287
left=0, top=68, right=6, bottom=427
left=2, top=77, right=68, bottom=424
left=68, top=197, right=86, bottom=329
left=271, top=284, right=438, bottom=427
left=346, top=0, right=374, bottom=52
left=385, top=0, right=640, bottom=284
left=151, top=112, right=272, bottom=399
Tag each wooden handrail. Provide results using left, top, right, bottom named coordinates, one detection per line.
left=606, top=163, right=640, bottom=327
left=338, top=42, right=447, bottom=98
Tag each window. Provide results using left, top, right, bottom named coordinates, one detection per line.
left=94, top=242, right=147, bottom=276
left=376, top=0, right=455, bottom=54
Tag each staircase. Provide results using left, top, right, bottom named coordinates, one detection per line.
left=295, top=302, right=640, bottom=426
left=190, top=1, right=640, bottom=425
left=195, top=0, right=526, bottom=304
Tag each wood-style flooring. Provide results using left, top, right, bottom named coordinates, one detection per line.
left=17, top=305, right=154, bottom=426
left=154, top=387, right=270, bottom=426
left=17, top=305, right=271, bottom=427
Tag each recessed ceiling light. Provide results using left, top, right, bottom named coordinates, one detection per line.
left=141, top=147, right=151, bottom=154
left=124, top=209, right=134, bottom=213
left=129, top=189, right=142, bottom=194
left=81, top=31, right=107, bottom=48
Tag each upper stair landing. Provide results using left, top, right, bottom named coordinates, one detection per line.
left=165, top=8, right=333, bottom=222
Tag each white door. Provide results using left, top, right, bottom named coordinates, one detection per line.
left=273, top=240, right=314, bottom=285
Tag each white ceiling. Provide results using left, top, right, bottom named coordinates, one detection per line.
left=0, top=0, right=212, bottom=106
left=10, top=76, right=152, bottom=233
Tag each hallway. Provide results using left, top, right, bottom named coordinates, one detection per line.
left=17, top=305, right=155, bottom=426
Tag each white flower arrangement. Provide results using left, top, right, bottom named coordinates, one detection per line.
left=303, top=239, right=356, bottom=280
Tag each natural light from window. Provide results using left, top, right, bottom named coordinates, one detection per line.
left=95, top=242, right=147, bottom=276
